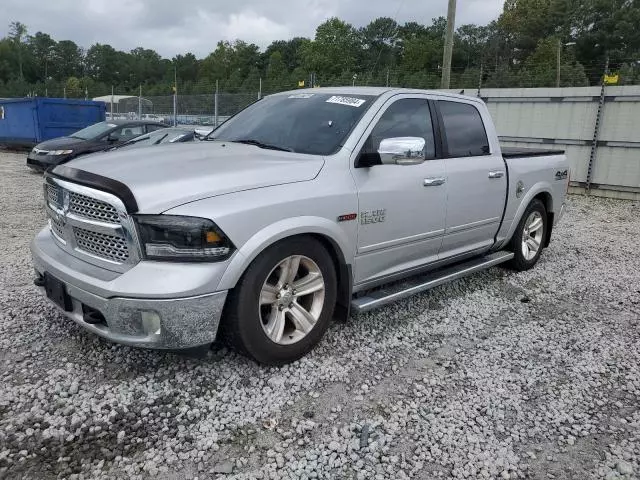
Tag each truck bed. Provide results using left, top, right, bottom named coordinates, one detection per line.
left=501, top=146, right=565, bottom=158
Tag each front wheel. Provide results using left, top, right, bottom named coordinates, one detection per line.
left=220, top=237, right=337, bottom=365
left=507, top=199, right=547, bottom=271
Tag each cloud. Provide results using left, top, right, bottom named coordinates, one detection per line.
left=1, top=0, right=503, bottom=58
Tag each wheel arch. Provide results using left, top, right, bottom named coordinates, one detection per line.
left=532, top=191, right=554, bottom=248
left=218, top=217, right=354, bottom=318
left=501, top=182, right=554, bottom=248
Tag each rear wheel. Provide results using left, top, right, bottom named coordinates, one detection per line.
left=220, top=237, right=337, bottom=365
left=507, top=199, right=547, bottom=271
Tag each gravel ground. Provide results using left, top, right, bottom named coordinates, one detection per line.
left=1, top=150, right=639, bottom=480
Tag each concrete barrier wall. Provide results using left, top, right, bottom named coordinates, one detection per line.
left=444, top=86, right=640, bottom=199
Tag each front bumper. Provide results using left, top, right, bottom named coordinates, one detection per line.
left=26, top=154, right=66, bottom=172
left=31, top=228, right=230, bottom=349
left=34, top=279, right=227, bottom=349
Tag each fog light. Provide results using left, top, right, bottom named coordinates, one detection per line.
left=141, top=311, right=162, bottom=336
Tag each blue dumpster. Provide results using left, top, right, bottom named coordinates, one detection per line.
left=0, top=97, right=106, bottom=148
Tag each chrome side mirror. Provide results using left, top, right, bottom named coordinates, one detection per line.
left=378, top=137, right=426, bottom=165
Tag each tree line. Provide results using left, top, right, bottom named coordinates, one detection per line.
left=1, top=0, right=640, bottom=99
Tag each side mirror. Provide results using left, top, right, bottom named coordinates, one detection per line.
left=378, top=137, right=426, bottom=166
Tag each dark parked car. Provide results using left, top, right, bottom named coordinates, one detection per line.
left=111, top=127, right=201, bottom=151
left=26, top=119, right=168, bottom=171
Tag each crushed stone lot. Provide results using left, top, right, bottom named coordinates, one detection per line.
left=1, top=150, right=639, bottom=480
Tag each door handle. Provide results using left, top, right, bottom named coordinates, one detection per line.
left=423, top=177, right=445, bottom=187
left=488, top=171, right=505, bottom=179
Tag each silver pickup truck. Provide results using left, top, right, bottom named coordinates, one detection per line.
left=31, top=87, right=569, bottom=365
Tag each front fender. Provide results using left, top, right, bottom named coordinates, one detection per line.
left=217, top=216, right=353, bottom=290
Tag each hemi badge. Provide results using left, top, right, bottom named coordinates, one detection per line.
left=338, top=213, right=357, bottom=222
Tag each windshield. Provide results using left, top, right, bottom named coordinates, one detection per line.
left=71, top=121, right=117, bottom=140
left=209, top=93, right=377, bottom=155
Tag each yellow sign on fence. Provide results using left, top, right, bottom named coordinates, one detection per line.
left=604, top=73, right=619, bottom=85
left=298, top=80, right=305, bottom=87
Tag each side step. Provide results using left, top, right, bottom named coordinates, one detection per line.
left=350, top=251, right=514, bottom=314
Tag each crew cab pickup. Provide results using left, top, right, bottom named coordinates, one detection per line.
left=31, top=87, right=569, bottom=365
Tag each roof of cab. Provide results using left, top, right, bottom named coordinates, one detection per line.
left=270, top=86, right=483, bottom=103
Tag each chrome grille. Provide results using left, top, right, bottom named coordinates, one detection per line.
left=47, top=184, right=62, bottom=208
left=73, top=227, right=130, bottom=263
left=43, top=179, right=137, bottom=269
left=49, top=215, right=66, bottom=240
left=69, top=192, right=120, bottom=224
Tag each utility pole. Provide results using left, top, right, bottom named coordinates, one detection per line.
left=440, top=0, right=457, bottom=89
left=258, top=77, right=262, bottom=99
left=138, top=84, right=142, bottom=120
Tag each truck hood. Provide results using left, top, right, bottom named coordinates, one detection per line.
left=63, top=142, right=325, bottom=212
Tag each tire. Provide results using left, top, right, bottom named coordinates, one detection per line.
left=507, top=199, right=547, bottom=271
left=220, top=236, right=337, bottom=365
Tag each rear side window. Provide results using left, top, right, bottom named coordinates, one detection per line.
left=439, top=101, right=489, bottom=157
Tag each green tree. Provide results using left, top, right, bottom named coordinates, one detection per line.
left=28, top=32, right=56, bottom=82
left=265, top=51, right=289, bottom=92
left=65, top=76, right=82, bottom=97
left=300, top=18, right=359, bottom=79
left=53, top=40, right=82, bottom=80
left=359, top=17, right=401, bottom=75
left=9, top=21, right=28, bottom=80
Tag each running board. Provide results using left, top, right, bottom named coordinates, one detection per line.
left=351, top=251, right=514, bottom=314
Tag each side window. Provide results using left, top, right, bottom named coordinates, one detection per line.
left=439, top=101, right=489, bottom=157
left=363, top=98, right=436, bottom=160
left=113, top=125, right=144, bottom=140
left=146, top=124, right=164, bottom=133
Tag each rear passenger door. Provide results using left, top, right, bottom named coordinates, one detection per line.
left=436, top=99, right=507, bottom=259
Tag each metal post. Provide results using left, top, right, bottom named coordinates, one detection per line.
left=214, top=80, right=219, bottom=127
left=63, top=86, right=66, bottom=99
left=386, top=69, right=390, bottom=87
left=258, top=77, right=262, bottom=99
left=556, top=39, right=561, bottom=88
left=110, top=85, right=114, bottom=119
left=173, top=65, right=178, bottom=126
left=138, top=85, right=142, bottom=120
left=477, top=63, right=483, bottom=97
left=441, top=0, right=457, bottom=89
left=586, top=55, right=609, bottom=190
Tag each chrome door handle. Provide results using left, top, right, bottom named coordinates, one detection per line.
left=488, top=171, right=505, bottom=179
left=423, top=177, right=445, bottom=187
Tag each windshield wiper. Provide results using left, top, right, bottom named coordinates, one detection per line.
left=113, top=135, right=151, bottom=149
left=230, top=139, right=293, bottom=152
left=152, top=133, right=169, bottom=145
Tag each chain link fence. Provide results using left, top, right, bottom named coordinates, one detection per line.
left=41, top=56, right=639, bottom=128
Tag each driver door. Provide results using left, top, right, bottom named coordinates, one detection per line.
left=350, top=94, right=447, bottom=285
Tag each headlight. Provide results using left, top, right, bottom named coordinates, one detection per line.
left=49, top=150, right=73, bottom=155
left=134, top=215, right=234, bottom=262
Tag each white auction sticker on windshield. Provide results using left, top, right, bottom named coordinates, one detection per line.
left=288, top=93, right=314, bottom=99
left=326, top=96, right=366, bottom=107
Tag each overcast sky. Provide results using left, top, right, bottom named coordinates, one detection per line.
left=1, top=0, right=504, bottom=58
